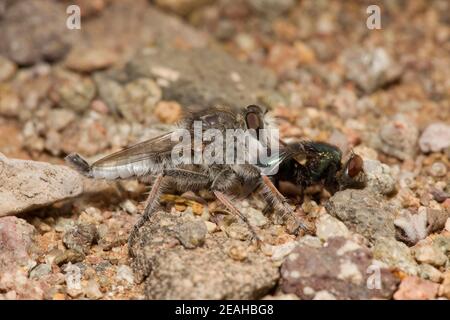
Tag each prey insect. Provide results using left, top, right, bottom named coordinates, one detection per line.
left=66, top=105, right=308, bottom=253
left=274, top=141, right=367, bottom=199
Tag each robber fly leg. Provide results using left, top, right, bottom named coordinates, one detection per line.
left=128, top=173, right=165, bottom=256
left=262, top=203, right=273, bottom=215
left=213, top=190, right=262, bottom=244
left=128, top=169, right=211, bottom=255
left=260, top=175, right=313, bottom=235
left=164, top=168, right=210, bottom=190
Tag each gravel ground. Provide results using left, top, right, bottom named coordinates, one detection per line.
left=0, top=0, right=449, bottom=300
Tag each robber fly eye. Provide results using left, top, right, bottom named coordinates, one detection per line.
left=245, top=105, right=264, bottom=131
left=245, top=112, right=261, bottom=130
left=346, top=154, right=364, bottom=178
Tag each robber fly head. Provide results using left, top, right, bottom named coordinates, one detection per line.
left=180, top=104, right=267, bottom=132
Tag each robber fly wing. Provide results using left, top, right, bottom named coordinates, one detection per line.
left=256, top=145, right=291, bottom=176
left=66, top=132, right=180, bottom=180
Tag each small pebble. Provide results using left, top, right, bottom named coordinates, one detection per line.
left=419, top=123, right=450, bottom=153
left=29, top=263, right=52, bottom=280
left=174, top=220, right=207, bottom=249
left=428, top=162, right=447, bottom=177
left=394, top=276, right=439, bottom=300
left=418, top=264, right=442, bottom=283
left=63, top=223, right=98, bottom=254
left=431, top=188, right=450, bottom=203
left=0, top=56, right=17, bottom=81
left=65, top=47, right=118, bottom=73
left=154, top=101, right=182, bottom=124
left=204, top=221, right=217, bottom=233
left=227, top=242, right=248, bottom=261
left=83, top=279, right=103, bottom=299
left=378, top=114, right=418, bottom=160
left=120, top=199, right=138, bottom=215
left=315, top=214, right=350, bottom=241
left=116, top=265, right=134, bottom=285
left=54, top=249, right=85, bottom=266
left=413, top=243, right=447, bottom=267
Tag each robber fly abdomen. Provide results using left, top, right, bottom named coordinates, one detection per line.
left=66, top=132, right=178, bottom=180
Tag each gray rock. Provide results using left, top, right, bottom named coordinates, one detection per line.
left=281, top=237, right=399, bottom=299
left=413, top=242, right=447, bottom=267
left=419, top=123, right=450, bottom=153
left=54, top=249, right=85, bottom=266
left=430, top=234, right=450, bottom=260
left=242, top=206, right=268, bottom=227
left=363, top=159, right=396, bottom=195
left=394, top=209, right=428, bottom=246
left=92, top=73, right=126, bottom=116
left=269, top=241, right=298, bottom=262
left=269, top=236, right=323, bottom=265
left=315, top=214, right=351, bottom=241
left=63, top=223, right=98, bottom=254
left=29, top=263, right=52, bottom=280
left=126, top=45, right=276, bottom=109
left=83, top=279, right=103, bottom=299
left=51, top=69, right=96, bottom=112
left=373, top=237, right=419, bottom=276
left=247, top=0, right=296, bottom=18
left=341, top=47, right=402, bottom=93
left=377, top=114, right=419, bottom=160
left=45, top=109, right=77, bottom=132
left=130, top=211, right=278, bottom=299
left=64, top=47, right=118, bottom=73
left=54, top=217, right=75, bottom=233
left=394, top=207, right=448, bottom=246
left=325, top=189, right=396, bottom=243
left=211, top=212, right=252, bottom=241
left=0, top=0, right=71, bottom=65
left=428, top=162, right=447, bottom=177
left=174, top=219, right=207, bottom=249
left=154, top=0, right=213, bottom=16
left=431, top=188, right=450, bottom=203
left=0, top=153, right=83, bottom=216
left=93, top=74, right=162, bottom=124
left=0, top=55, right=16, bottom=82
left=59, top=114, right=112, bottom=157
left=63, top=263, right=83, bottom=298
left=0, top=216, right=37, bottom=274
left=0, top=83, right=20, bottom=117
left=418, top=264, right=442, bottom=283
left=116, top=265, right=135, bottom=285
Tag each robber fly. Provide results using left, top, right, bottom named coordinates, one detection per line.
left=66, top=104, right=366, bottom=252
left=66, top=105, right=306, bottom=252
